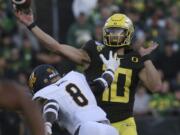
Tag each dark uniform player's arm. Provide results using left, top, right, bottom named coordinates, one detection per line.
left=15, top=10, right=90, bottom=66
left=0, top=81, right=45, bottom=135
left=90, top=51, right=120, bottom=95
left=90, top=69, right=114, bottom=95
left=31, top=26, right=90, bottom=65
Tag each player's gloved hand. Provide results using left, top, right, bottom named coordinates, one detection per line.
left=45, top=122, right=52, bottom=135
left=99, top=51, right=120, bottom=73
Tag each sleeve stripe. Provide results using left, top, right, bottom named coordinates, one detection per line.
left=44, top=104, right=59, bottom=112
left=46, top=99, right=58, bottom=104
left=106, top=69, right=114, bottom=74
left=43, top=108, right=58, bottom=119
left=94, top=78, right=108, bottom=88
left=43, top=100, right=59, bottom=121
left=44, top=102, right=59, bottom=111
left=102, top=71, right=114, bottom=80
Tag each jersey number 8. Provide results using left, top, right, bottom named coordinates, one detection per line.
left=66, top=83, right=88, bottom=106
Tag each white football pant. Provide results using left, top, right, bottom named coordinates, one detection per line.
left=78, top=121, right=119, bottom=135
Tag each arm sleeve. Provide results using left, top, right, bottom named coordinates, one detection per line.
left=90, top=69, right=114, bottom=96
left=81, top=40, right=95, bottom=59
left=43, top=99, right=60, bottom=124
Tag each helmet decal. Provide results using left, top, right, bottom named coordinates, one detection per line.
left=29, top=72, right=36, bottom=90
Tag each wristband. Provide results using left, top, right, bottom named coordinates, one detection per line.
left=27, top=21, right=36, bottom=30
left=94, top=78, right=108, bottom=88
left=106, top=69, right=114, bottom=74
left=141, top=55, right=150, bottom=62
left=102, top=70, right=114, bottom=81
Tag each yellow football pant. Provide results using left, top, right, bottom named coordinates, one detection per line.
left=111, top=117, right=137, bottom=135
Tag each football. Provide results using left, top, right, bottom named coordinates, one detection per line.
left=12, top=0, right=31, bottom=10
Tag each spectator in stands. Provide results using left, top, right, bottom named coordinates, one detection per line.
left=93, top=21, right=103, bottom=42
left=155, top=40, right=180, bottom=80
left=134, top=85, right=151, bottom=116
left=67, top=12, right=93, bottom=48
left=171, top=71, right=180, bottom=92
left=173, top=89, right=180, bottom=115
left=72, top=0, right=97, bottom=18
left=0, top=57, right=6, bottom=78
left=6, top=48, right=22, bottom=79
left=149, top=80, right=174, bottom=116
left=20, top=37, right=37, bottom=72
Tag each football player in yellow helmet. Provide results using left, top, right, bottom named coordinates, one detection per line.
left=15, top=10, right=162, bottom=135
left=103, top=13, right=134, bottom=47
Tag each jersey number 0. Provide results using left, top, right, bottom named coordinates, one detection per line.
left=102, top=67, right=132, bottom=103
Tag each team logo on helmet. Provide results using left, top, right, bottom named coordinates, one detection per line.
left=29, top=72, right=36, bottom=90
left=95, top=41, right=105, bottom=52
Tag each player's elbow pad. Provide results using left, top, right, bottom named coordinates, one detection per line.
left=101, top=70, right=114, bottom=87
left=43, top=99, right=59, bottom=123
left=91, top=70, right=114, bottom=96
left=91, top=79, right=107, bottom=95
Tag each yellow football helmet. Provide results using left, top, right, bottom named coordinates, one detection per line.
left=103, top=13, right=134, bottom=47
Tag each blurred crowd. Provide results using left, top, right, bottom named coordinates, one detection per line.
left=0, top=0, right=180, bottom=134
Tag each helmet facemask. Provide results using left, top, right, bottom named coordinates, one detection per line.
left=104, top=28, right=128, bottom=47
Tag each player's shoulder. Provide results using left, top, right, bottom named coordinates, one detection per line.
left=84, top=40, right=103, bottom=47
left=82, top=40, right=105, bottom=54
left=64, top=71, right=85, bottom=79
left=126, top=50, right=141, bottom=60
left=123, top=50, right=144, bottom=69
left=61, top=71, right=87, bottom=84
left=32, top=84, right=58, bottom=100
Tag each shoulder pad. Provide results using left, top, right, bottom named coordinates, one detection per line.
left=95, top=41, right=105, bottom=52
left=95, top=41, right=104, bottom=46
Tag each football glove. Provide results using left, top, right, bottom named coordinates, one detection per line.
left=99, top=51, right=120, bottom=73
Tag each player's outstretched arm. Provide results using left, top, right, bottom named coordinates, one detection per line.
left=138, top=41, right=162, bottom=91
left=42, top=99, right=60, bottom=135
left=14, top=10, right=90, bottom=66
left=0, top=81, right=45, bottom=135
left=91, top=51, right=120, bottom=95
